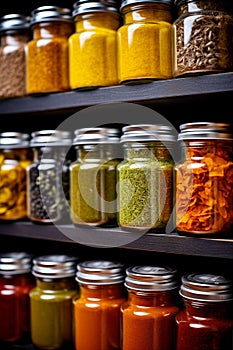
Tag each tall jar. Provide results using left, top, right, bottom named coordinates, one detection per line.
left=69, top=0, right=120, bottom=90
left=121, top=265, right=179, bottom=350
left=117, top=124, right=175, bottom=231
left=173, top=0, right=233, bottom=77
left=117, top=0, right=173, bottom=84
left=176, top=273, right=233, bottom=350
left=26, top=6, right=73, bottom=95
left=29, top=254, right=78, bottom=350
left=0, top=14, right=31, bottom=99
left=70, top=127, right=122, bottom=227
left=175, top=122, right=233, bottom=236
left=0, top=132, right=32, bottom=221
left=74, top=260, right=126, bottom=350
left=0, top=252, right=35, bottom=343
left=27, top=130, right=73, bottom=224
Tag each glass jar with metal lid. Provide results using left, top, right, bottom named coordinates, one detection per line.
left=121, top=265, right=179, bottom=350
left=117, top=0, right=173, bottom=84
left=0, top=14, right=31, bottom=99
left=29, top=254, right=78, bottom=350
left=27, top=130, right=73, bottom=224
left=69, top=0, right=120, bottom=90
left=117, top=124, right=175, bottom=231
left=70, top=127, right=122, bottom=227
left=74, top=260, right=126, bottom=350
left=175, top=122, right=233, bottom=236
left=0, top=132, right=33, bottom=221
left=176, top=273, right=233, bottom=350
left=173, top=0, right=233, bottom=77
left=0, top=252, right=35, bottom=343
left=26, top=6, right=74, bottom=94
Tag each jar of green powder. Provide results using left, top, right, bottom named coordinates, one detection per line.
left=70, top=127, right=122, bottom=227
left=117, top=124, right=175, bottom=231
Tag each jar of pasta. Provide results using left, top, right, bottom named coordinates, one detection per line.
left=117, top=124, right=175, bottom=231
left=26, top=6, right=73, bottom=94
left=30, top=254, right=78, bottom=350
left=176, top=273, right=233, bottom=350
left=117, top=0, right=173, bottom=84
left=69, top=0, right=120, bottom=90
left=173, top=0, right=233, bottom=77
left=0, top=14, right=31, bottom=99
left=175, top=122, right=233, bottom=236
left=74, top=260, right=126, bottom=350
left=0, top=132, right=32, bottom=221
left=121, top=265, right=179, bottom=350
left=70, top=127, right=122, bottom=227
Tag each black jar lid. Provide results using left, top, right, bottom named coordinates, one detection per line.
left=120, top=0, right=172, bottom=12
left=30, top=130, right=73, bottom=147
left=0, top=14, right=31, bottom=33
left=73, top=0, right=120, bottom=16
left=31, top=6, right=73, bottom=26
left=0, top=132, right=30, bottom=149
left=178, top=122, right=233, bottom=140
left=32, top=255, right=78, bottom=279
left=0, top=252, right=33, bottom=275
left=121, top=124, right=175, bottom=142
left=73, top=127, right=121, bottom=145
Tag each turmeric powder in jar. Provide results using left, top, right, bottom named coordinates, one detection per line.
left=69, top=0, right=120, bottom=90
left=26, top=6, right=73, bottom=95
left=117, top=0, right=173, bottom=84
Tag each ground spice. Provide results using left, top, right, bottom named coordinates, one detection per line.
left=117, top=1, right=173, bottom=84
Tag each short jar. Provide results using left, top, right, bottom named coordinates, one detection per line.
left=0, top=14, right=31, bottom=99
left=69, top=0, right=120, bottom=90
left=175, top=122, right=233, bottom=236
left=26, top=6, right=74, bottom=94
left=176, top=273, right=233, bottom=350
left=173, top=0, right=233, bottom=77
left=121, top=265, right=179, bottom=350
left=117, top=0, right=173, bottom=84
left=117, top=124, right=175, bottom=230
left=74, top=260, right=126, bottom=350
left=29, top=254, right=78, bottom=350
left=0, top=252, right=35, bottom=343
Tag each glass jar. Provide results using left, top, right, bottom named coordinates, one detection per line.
left=0, top=252, right=35, bottom=343
left=26, top=6, right=74, bottom=95
left=70, top=127, right=122, bottom=226
left=74, top=260, right=126, bottom=350
left=176, top=273, right=233, bottom=350
left=117, top=0, right=173, bottom=84
left=69, top=0, right=120, bottom=90
left=117, top=124, right=175, bottom=230
left=0, top=132, right=33, bottom=221
left=0, top=14, right=31, bottom=99
left=30, top=254, right=78, bottom=350
left=27, top=130, right=73, bottom=224
left=173, top=0, right=233, bottom=77
left=175, top=122, right=233, bottom=236
left=121, top=265, right=179, bottom=350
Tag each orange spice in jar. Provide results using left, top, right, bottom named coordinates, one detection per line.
left=175, top=122, right=233, bottom=236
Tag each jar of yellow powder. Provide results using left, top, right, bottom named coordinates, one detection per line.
left=117, top=0, right=173, bottom=84
left=69, top=0, right=120, bottom=90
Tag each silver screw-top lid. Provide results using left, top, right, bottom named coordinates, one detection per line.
left=180, top=273, right=233, bottom=302
left=73, top=127, right=121, bottom=145
left=121, top=124, right=175, bottom=142
left=30, top=130, right=73, bottom=147
left=120, top=0, right=172, bottom=12
left=0, top=132, right=30, bottom=149
left=31, top=6, right=73, bottom=26
left=178, top=122, right=233, bottom=140
left=125, top=266, right=178, bottom=291
left=0, top=14, right=31, bottom=33
left=73, top=0, right=119, bottom=16
left=0, top=252, right=33, bottom=275
left=76, top=260, right=125, bottom=285
left=32, top=255, right=78, bottom=279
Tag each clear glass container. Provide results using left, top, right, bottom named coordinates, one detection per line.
left=176, top=273, right=233, bottom=350
left=26, top=6, right=73, bottom=94
left=121, top=265, right=179, bottom=350
left=117, top=0, right=173, bottom=84
left=173, top=0, right=233, bottom=77
left=69, top=0, right=120, bottom=90
left=29, top=254, right=78, bottom=350
left=117, top=124, right=175, bottom=230
left=175, top=122, right=233, bottom=236
left=0, top=14, right=31, bottom=99
left=0, top=252, right=35, bottom=343
left=74, top=260, right=126, bottom=350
